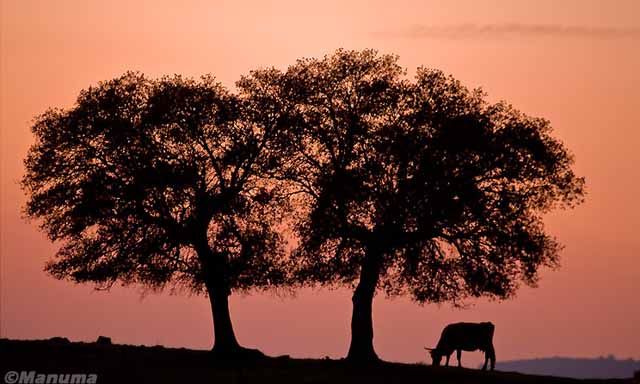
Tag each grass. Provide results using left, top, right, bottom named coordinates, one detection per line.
left=0, top=338, right=634, bottom=384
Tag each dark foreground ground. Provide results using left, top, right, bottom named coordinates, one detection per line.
left=0, top=339, right=635, bottom=384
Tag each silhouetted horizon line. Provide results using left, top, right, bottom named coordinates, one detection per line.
left=3, top=336, right=639, bottom=362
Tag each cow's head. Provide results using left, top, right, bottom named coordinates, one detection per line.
left=424, top=347, right=443, bottom=366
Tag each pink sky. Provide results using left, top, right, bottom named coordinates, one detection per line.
left=1, top=0, right=639, bottom=365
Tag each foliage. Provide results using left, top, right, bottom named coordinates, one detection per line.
left=23, top=73, right=289, bottom=294
left=242, top=49, right=585, bottom=305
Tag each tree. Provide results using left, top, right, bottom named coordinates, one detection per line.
left=243, top=50, right=585, bottom=361
left=22, top=72, right=290, bottom=357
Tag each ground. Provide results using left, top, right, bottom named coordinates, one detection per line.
left=0, top=339, right=634, bottom=384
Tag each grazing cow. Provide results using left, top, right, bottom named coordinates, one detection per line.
left=425, top=322, right=496, bottom=370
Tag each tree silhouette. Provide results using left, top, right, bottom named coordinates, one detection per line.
left=22, top=73, right=290, bottom=357
left=243, top=50, right=585, bottom=361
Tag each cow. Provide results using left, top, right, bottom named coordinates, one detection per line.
left=425, top=322, right=496, bottom=370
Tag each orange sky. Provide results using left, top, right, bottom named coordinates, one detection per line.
left=1, top=0, right=639, bottom=365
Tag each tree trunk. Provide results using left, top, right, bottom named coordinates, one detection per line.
left=205, top=273, right=265, bottom=359
left=193, top=236, right=265, bottom=360
left=346, top=251, right=381, bottom=362
left=194, top=239, right=241, bottom=355
left=206, top=280, right=241, bottom=354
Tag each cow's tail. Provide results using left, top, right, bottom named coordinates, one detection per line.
left=487, top=322, right=495, bottom=340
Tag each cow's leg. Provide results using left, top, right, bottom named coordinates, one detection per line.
left=456, top=349, right=462, bottom=367
left=445, top=353, right=450, bottom=366
left=487, top=346, right=496, bottom=371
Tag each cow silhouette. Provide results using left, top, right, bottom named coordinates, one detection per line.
left=425, top=322, right=496, bottom=370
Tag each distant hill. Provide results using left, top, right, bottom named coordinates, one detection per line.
left=498, top=356, right=640, bottom=379
left=0, top=338, right=634, bottom=384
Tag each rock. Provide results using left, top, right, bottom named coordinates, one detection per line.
left=48, top=337, right=70, bottom=344
left=96, top=336, right=112, bottom=345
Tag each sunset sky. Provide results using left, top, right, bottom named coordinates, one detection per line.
left=1, top=0, right=639, bottom=365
